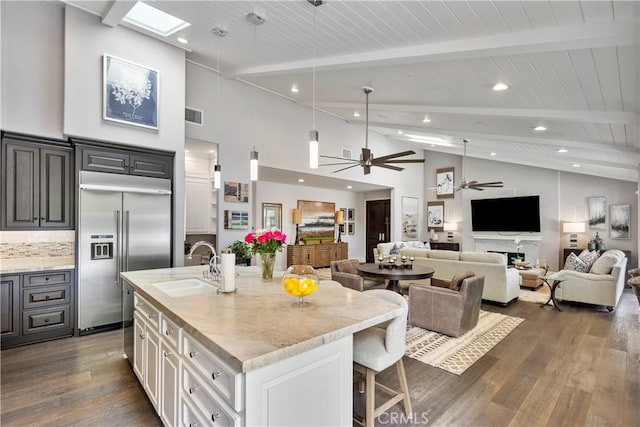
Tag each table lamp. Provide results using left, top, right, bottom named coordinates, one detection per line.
left=562, top=222, right=585, bottom=248
left=335, top=210, right=345, bottom=243
left=292, top=209, right=301, bottom=244
left=443, top=222, right=458, bottom=243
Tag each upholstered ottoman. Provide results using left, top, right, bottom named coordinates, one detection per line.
left=519, top=267, right=547, bottom=289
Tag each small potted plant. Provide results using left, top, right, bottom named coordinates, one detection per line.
left=229, top=240, right=252, bottom=266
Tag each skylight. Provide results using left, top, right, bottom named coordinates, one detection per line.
left=123, top=2, right=190, bottom=37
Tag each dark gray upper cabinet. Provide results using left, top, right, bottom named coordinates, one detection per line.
left=1, top=133, right=72, bottom=230
left=78, top=145, right=172, bottom=179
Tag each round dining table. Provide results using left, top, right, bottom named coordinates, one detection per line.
left=356, top=263, right=435, bottom=294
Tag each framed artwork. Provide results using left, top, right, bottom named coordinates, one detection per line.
left=401, top=197, right=419, bottom=241
left=103, top=55, right=158, bottom=129
left=297, top=200, right=336, bottom=240
left=427, top=201, right=444, bottom=232
left=224, top=181, right=249, bottom=202
left=223, top=210, right=249, bottom=230
left=347, top=208, right=355, bottom=222
left=587, top=196, right=606, bottom=230
left=348, top=223, right=355, bottom=235
left=610, top=204, right=630, bottom=239
left=262, top=203, right=282, bottom=230
left=436, top=167, right=455, bottom=199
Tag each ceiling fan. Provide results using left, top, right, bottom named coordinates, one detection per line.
left=319, top=87, right=425, bottom=175
left=442, top=139, right=504, bottom=191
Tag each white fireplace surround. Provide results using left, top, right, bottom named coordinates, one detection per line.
left=473, top=234, right=542, bottom=265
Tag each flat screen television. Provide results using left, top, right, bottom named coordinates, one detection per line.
left=471, top=195, right=541, bottom=232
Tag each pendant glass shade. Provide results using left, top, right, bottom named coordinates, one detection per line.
left=213, top=164, right=221, bottom=189
left=250, top=149, right=259, bottom=181
left=309, top=130, right=319, bottom=169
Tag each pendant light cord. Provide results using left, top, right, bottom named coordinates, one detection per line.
left=312, top=6, right=317, bottom=129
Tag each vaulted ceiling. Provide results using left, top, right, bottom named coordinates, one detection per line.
left=66, top=0, right=639, bottom=182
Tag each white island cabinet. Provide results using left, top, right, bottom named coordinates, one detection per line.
left=121, top=266, right=401, bottom=427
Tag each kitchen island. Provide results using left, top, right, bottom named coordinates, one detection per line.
left=121, top=265, right=402, bottom=426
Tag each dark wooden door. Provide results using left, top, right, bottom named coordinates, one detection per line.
left=4, top=142, right=39, bottom=229
left=39, top=147, right=72, bottom=228
left=366, top=199, right=390, bottom=263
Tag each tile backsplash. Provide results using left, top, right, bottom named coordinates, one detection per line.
left=0, top=230, right=75, bottom=259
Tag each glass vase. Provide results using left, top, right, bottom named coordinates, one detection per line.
left=260, top=252, right=276, bottom=280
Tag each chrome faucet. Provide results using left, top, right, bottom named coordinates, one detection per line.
left=187, top=241, right=220, bottom=279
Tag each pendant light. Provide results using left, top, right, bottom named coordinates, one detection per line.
left=212, top=30, right=225, bottom=190
left=308, top=0, right=323, bottom=169
left=247, top=12, right=264, bottom=181
left=250, top=147, right=259, bottom=181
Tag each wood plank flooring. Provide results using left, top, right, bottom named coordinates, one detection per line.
left=1, top=289, right=639, bottom=427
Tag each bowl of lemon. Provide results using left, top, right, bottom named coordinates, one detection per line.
left=282, top=265, right=319, bottom=307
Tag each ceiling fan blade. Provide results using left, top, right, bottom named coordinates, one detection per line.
left=375, top=163, right=404, bottom=172
left=320, top=154, right=352, bottom=161
left=470, top=187, right=485, bottom=191
left=473, top=181, right=504, bottom=186
left=332, top=164, right=360, bottom=173
left=372, top=150, right=416, bottom=162
left=319, top=161, right=360, bottom=166
left=363, top=165, right=371, bottom=175
left=383, top=159, right=426, bottom=164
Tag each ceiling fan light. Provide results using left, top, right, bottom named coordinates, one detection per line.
left=309, top=130, right=319, bottom=169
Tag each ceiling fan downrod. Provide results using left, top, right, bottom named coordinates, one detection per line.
left=363, top=86, right=374, bottom=150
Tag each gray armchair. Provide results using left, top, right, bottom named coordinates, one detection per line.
left=408, top=275, right=485, bottom=337
left=330, top=259, right=386, bottom=292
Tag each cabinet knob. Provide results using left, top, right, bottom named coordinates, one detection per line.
left=139, top=334, right=146, bottom=340
left=44, top=318, right=50, bottom=323
left=40, top=217, right=45, bottom=220
left=165, top=329, right=174, bottom=336
left=211, top=371, right=221, bottom=380
left=45, top=277, right=49, bottom=281
left=33, top=217, right=38, bottom=221
left=211, top=413, right=221, bottom=422
left=189, top=351, right=198, bottom=358
left=188, top=386, right=197, bottom=394
left=189, top=423, right=198, bottom=427
left=163, top=351, right=171, bottom=358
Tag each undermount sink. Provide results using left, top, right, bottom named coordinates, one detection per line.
left=152, top=278, right=216, bottom=297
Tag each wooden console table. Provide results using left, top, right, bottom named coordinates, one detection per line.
left=287, top=242, right=348, bottom=268
left=428, top=241, right=460, bottom=251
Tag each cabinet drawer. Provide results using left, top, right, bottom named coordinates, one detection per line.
left=22, top=284, right=70, bottom=309
left=22, top=305, right=70, bottom=334
left=181, top=365, right=242, bottom=427
left=23, top=271, right=71, bottom=287
left=160, top=315, right=181, bottom=352
left=182, top=332, right=243, bottom=411
left=134, top=294, right=159, bottom=331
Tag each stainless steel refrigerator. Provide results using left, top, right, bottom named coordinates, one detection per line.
left=78, top=170, right=172, bottom=334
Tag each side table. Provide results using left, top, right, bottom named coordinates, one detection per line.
left=539, top=275, right=564, bottom=311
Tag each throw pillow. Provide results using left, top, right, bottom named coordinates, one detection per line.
left=578, top=250, right=599, bottom=270
left=564, top=252, right=589, bottom=273
left=589, top=252, right=619, bottom=275
left=449, top=271, right=475, bottom=291
left=377, top=242, right=395, bottom=256
left=390, top=242, right=405, bottom=255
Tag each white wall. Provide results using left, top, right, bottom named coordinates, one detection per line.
left=1, top=1, right=64, bottom=138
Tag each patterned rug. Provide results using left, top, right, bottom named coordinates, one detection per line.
left=405, top=310, right=524, bottom=375
left=518, top=286, right=551, bottom=304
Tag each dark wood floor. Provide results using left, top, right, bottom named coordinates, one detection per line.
left=2, top=289, right=639, bottom=427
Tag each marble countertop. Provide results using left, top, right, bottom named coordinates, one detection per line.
left=121, top=266, right=401, bottom=373
left=1, top=256, right=76, bottom=274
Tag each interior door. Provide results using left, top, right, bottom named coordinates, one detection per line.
left=366, top=199, right=390, bottom=263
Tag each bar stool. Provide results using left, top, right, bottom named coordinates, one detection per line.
left=353, top=289, right=411, bottom=427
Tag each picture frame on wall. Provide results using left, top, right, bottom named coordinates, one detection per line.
left=224, top=182, right=249, bottom=202
left=401, top=196, right=419, bottom=241
left=587, top=196, right=606, bottom=230
left=262, top=203, right=282, bottom=230
left=103, top=55, right=158, bottom=130
left=223, top=210, right=249, bottom=230
left=427, top=201, right=445, bottom=232
left=347, top=208, right=355, bottom=222
left=297, top=200, right=336, bottom=240
left=348, top=223, right=355, bottom=235
left=610, top=204, right=630, bottom=239
left=436, top=167, right=455, bottom=199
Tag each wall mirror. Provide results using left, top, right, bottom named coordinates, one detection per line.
left=262, top=203, right=282, bottom=229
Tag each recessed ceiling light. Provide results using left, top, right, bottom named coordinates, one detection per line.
left=123, top=2, right=191, bottom=37
left=534, top=125, right=547, bottom=131
left=492, top=83, right=508, bottom=91
left=290, top=83, right=299, bottom=93
left=353, top=111, right=360, bottom=117
left=397, top=130, right=403, bottom=135
left=572, top=164, right=581, bottom=168
left=557, top=148, right=568, bottom=153
left=208, top=150, right=214, bottom=154
left=490, top=152, right=497, bottom=156
left=347, top=185, right=353, bottom=189
left=297, top=178, right=305, bottom=183
left=430, top=144, right=436, bottom=147
left=422, top=115, right=431, bottom=123
left=177, top=36, right=189, bottom=44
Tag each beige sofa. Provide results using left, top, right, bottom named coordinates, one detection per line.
left=375, top=245, right=520, bottom=305
left=550, top=249, right=628, bottom=311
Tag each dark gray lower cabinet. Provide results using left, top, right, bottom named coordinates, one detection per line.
left=0, top=269, right=74, bottom=348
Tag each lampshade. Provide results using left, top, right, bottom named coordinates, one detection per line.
left=335, top=210, right=344, bottom=225
left=562, top=222, right=585, bottom=233
left=443, top=222, right=458, bottom=231
left=213, top=164, right=221, bottom=189
left=292, top=209, right=301, bottom=225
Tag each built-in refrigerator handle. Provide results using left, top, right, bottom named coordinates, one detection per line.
left=125, top=211, right=130, bottom=272
left=115, top=210, right=121, bottom=285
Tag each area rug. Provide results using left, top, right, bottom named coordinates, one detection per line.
left=518, top=286, right=551, bottom=304
left=405, top=310, right=524, bottom=375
